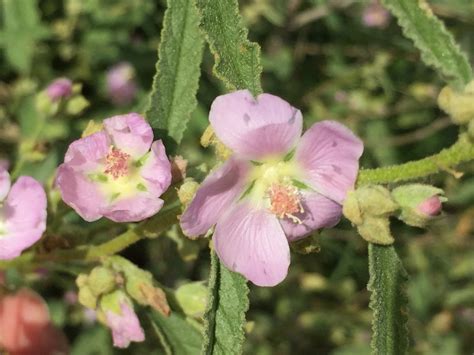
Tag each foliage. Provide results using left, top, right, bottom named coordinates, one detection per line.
left=1, top=0, right=474, bottom=354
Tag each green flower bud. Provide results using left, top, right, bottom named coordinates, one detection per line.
left=35, top=91, right=59, bottom=116
left=103, top=256, right=170, bottom=316
left=100, top=290, right=127, bottom=315
left=88, top=266, right=116, bottom=297
left=343, top=186, right=398, bottom=245
left=392, top=184, right=446, bottom=228
left=178, top=179, right=200, bottom=206
left=175, top=282, right=207, bottom=318
left=357, top=216, right=394, bottom=245
left=438, top=81, right=474, bottom=124
left=77, top=283, right=97, bottom=310
left=65, top=95, right=89, bottom=116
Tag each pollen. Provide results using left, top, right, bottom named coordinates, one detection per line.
left=268, top=183, right=303, bottom=223
left=104, top=146, right=130, bottom=180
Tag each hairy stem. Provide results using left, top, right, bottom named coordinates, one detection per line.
left=357, top=134, right=474, bottom=186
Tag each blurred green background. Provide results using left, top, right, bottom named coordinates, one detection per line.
left=1, top=0, right=474, bottom=354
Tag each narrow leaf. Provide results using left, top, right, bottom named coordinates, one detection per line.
left=150, top=310, right=202, bottom=355
left=145, top=0, right=204, bottom=143
left=2, top=0, right=48, bottom=74
left=202, top=250, right=249, bottom=355
left=381, top=0, right=472, bottom=87
left=368, top=244, right=409, bottom=355
left=195, top=0, right=263, bottom=95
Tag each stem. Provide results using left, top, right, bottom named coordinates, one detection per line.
left=0, top=206, right=181, bottom=269
left=357, top=134, right=474, bottom=186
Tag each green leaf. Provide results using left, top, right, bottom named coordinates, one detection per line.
left=195, top=0, right=263, bottom=95
left=1, top=0, right=48, bottom=74
left=150, top=310, right=202, bottom=355
left=201, top=250, right=249, bottom=355
left=145, top=0, right=204, bottom=143
left=381, top=0, right=472, bottom=87
left=367, top=244, right=409, bottom=355
left=71, top=326, right=113, bottom=355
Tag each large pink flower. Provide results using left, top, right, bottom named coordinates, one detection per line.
left=0, top=167, right=47, bottom=260
left=56, top=113, right=172, bottom=222
left=180, top=90, right=363, bottom=286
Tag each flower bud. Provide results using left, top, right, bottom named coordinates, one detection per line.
left=77, top=283, right=97, bottom=310
left=106, top=62, right=137, bottom=106
left=99, top=290, right=145, bottom=348
left=65, top=95, right=89, bottom=115
left=343, top=186, right=398, bottom=245
left=417, top=195, right=442, bottom=217
left=103, top=256, right=170, bottom=316
left=46, top=78, right=73, bottom=102
left=438, top=81, right=474, bottom=124
left=178, top=179, right=200, bottom=206
left=362, top=1, right=390, bottom=28
left=175, top=282, right=207, bottom=318
left=88, top=266, right=116, bottom=297
left=391, top=184, right=446, bottom=227
left=171, top=155, right=188, bottom=183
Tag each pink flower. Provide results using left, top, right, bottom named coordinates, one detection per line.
left=180, top=90, right=363, bottom=286
left=0, top=167, right=47, bottom=260
left=56, top=113, right=172, bottom=222
left=46, top=78, right=73, bottom=101
left=105, top=301, right=145, bottom=348
left=106, top=62, right=137, bottom=106
left=362, top=1, right=390, bottom=28
left=416, top=195, right=442, bottom=217
left=0, top=289, right=69, bottom=355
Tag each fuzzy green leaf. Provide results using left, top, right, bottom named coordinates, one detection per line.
left=381, top=0, right=472, bottom=87
left=195, top=0, right=263, bottom=95
left=201, top=250, right=249, bottom=355
left=1, top=0, right=48, bottom=74
left=368, top=244, right=409, bottom=355
left=145, top=0, right=204, bottom=143
left=150, top=310, right=202, bottom=355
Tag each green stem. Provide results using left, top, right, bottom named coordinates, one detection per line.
left=357, top=134, right=474, bottom=186
left=0, top=206, right=181, bottom=269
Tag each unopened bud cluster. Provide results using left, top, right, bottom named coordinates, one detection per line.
left=343, top=184, right=445, bottom=245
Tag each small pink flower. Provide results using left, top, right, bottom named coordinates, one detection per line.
left=0, top=289, right=69, bottom=355
left=180, top=90, right=363, bottom=286
left=105, top=301, right=145, bottom=348
left=362, top=1, right=390, bottom=28
left=0, top=167, right=47, bottom=260
left=46, top=78, right=73, bottom=101
left=56, top=113, right=172, bottom=222
left=417, top=195, right=442, bottom=217
left=106, top=62, right=137, bottom=106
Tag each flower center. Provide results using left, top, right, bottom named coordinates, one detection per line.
left=104, top=147, right=130, bottom=180
left=268, top=183, right=303, bottom=223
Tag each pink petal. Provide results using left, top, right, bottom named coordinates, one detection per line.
left=104, top=196, right=164, bottom=223
left=103, top=113, right=153, bottom=158
left=56, top=165, right=106, bottom=222
left=280, top=192, right=342, bottom=241
left=214, top=203, right=290, bottom=287
left=0, top=167, right=10, bottom=201
left=180, top=158, right=250, bottom=237
left=0, top=177, right=47, bottom=260
left=209, top=90, right=303, bottom=159
left=296, top=121, right=363, bottom=204
left=4, top=177, right=47, bottom=231
left=106, top=302, right=145, bottom=348
left=0, top=229, right=45, bottom=260
left=140, top=140, right=172, bottom=196
left=63, top=131, right=110, bottom=172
